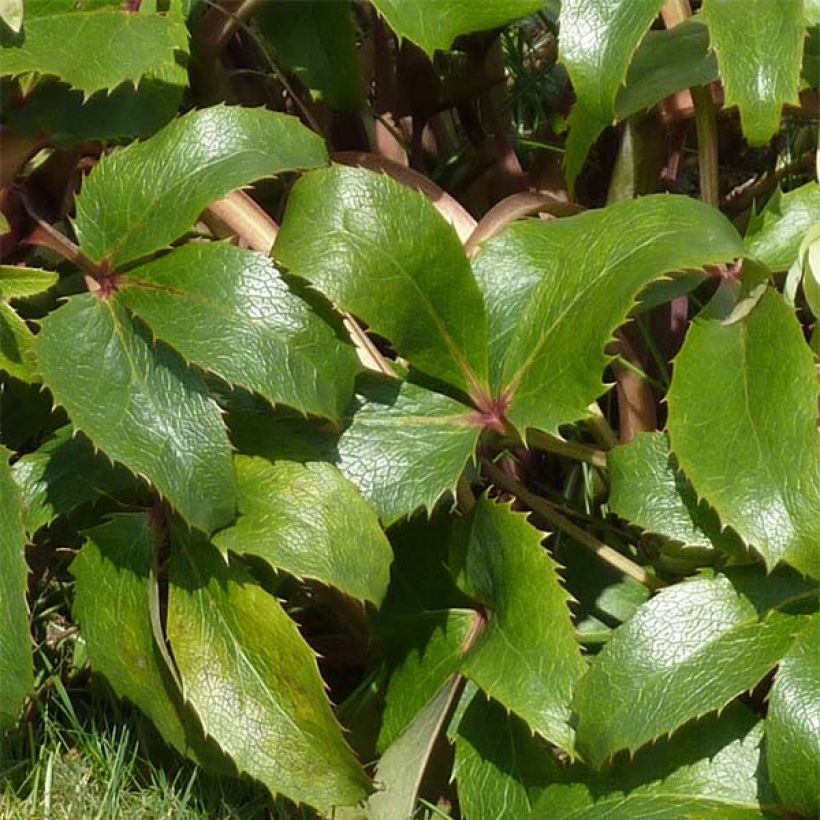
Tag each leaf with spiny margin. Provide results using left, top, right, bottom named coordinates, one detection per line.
left=559, top=0, right=666, bottom=187
left=73, top=106, right=328, bottom=268
left=276, top=165, right=489, bottom=398
left=166, top=529, right=370, bottom=812
left=744, top=183, right=820, bottom=271
left=453, top=691, right=559, bottom=820
left=335, top=375, right=479, bottom=525
left=12, top=426, right=136, bottom=534
left=257, top=1, right=362, bottom=111
left=471, top=194, right=745, bottom=435
left=667, top=287, right=820, bottom=578
left=702, top=0, right=804, bottom=145
left=213, top=455, right=392, bottom=605
left=369, top=0, right=543, bottom=56
left=119, top=242, right=359, bottom=422
left=572, top=573, right=808, bottom=767
left=0, top=448, right=32, bottom=730
left=71, top=514, right=216, bottom=763
left=367, top=677, right=463, bottom=820
left=378, top=608, right=476, bottom=752
left=0, top=265, right=58, bottom=382
left=766, top=612, right=820, bottom=818
left=36, top=294, right=235, bottom=534
left=616, top=18, right=718, bottom=121
left=531, top=703, right=776, bottom=819
left=227, top=409, right=339, bottom=463
left=452, top=499, right=586, bottom=751
left=0, top=9, right=188, bottom=98
left=608, top=431, right=744, bottom=555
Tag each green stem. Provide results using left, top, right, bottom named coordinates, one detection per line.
left=692, top=85, right=720, bottom=207
left=482, top=462, right=666, bottom=591
left=527, top=430, right=607, bottom=469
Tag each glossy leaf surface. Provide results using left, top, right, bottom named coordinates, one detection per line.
left=120, top=242, right=358, bottom=421
left=559, top=0, right=665, bottom=185
left=37, top=295, right=235, bottom=533
left=703, top=0, right=804, bottom=144
left=0, top=8, right=188, bottom=97
left=572, top=573, right=803, bottom=766
left=455, top=499, right=585, bottom=750
left=369, top=0, right=543, bottom=55
left=167, top=531, right=370, bottom=812
left=336, top=377, right=479, bottom=524
left=667, top=287, right=820, bottom=578
left=472, top=194, right=745, bottom=434
left=73, top=106, right=328, bottom=267
left=276, top=166, right=489, bottom=397
left=214, top=455, right=392, bottom=605
left=766, top=613, right=820, bottom=817
left=0, top=450, right=32, bottom=730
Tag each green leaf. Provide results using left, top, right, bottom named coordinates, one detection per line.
left=471, top=194, right=745, bottom=435
left=744, top=183, right=820, bottom=271
left=667, top=287, right=820, bottom=578
left=12, top=426, right=135, bottom=534
left=1, top=9, right=188, bottom=97
left=608, top=431, right=743, bottom=554
left=71, top=514, right=207, bottom=760
left=227, top=409, right=339, bottom=463
left=0, top=265, right=59, bottom=382
left=369, top=0, right=543, bottom=56
left=453, top=499, right=586, bottom=751
left=119, top=242, right=359, bottom=422
left=766, top=612, right=820, bottom=817
left=257, top=1, right=362, bottom=111
left=0, top=450, right=32, bottom=730
left=378, top=608, right=476, bottom=752
left=167, top=529, right=370, bottom=812
left=276, top=165, right=489, bottom=398
left=454, top=691, right=559, bottom=820
left=702, top=0, right=804, bottom=145
left=335, top=376, right=479, bottom=524
left=73, top=105, right=328, bottom=268
left=572, top=573, right=803, bottom=766
left=367, top=677, right=463, bottom=820
left=213, top=455, right=392, bottom=605
left=559, top=0, right=665, bottom=186
left=0, top=0, right=24, bottom=33
left=616, top=19, right=718, bottom=120
left=37, top=294, right=235, bottom=533
left=532, top=703, right=775, bottom=819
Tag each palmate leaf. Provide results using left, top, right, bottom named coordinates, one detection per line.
left=453, top=499, right=586, bottom=751
left=667, top=287, right=820, bottom=578
left=166, top=529, right=370, bottom=812
left=213, top=455, right=392, bottom=605
left=766, top=612, right=820, bottom=818
left=12, top=426, right=135, bottom=534
left=744, top=182, right=820, bottom=271
left=73, top=106, right=328, bottom=268
left=36, top=294, right=235, bottom=533
left=276, top=165, right=489, bottom=399
left=336, top=376, right=480, bottom=524
left=118, top=242, right=359, bottom=422
left=0, top=265, right=58, bottom=382
left=702, top=0, right=805, bottom=145
left=0, top=449, right=32, bottom=730
left=608, top=431, right=743, bottom=555
left=369, top=0, right=543, bottom=56
left=71, top=514, right=214, bottom=762
left=471, top=194, right=745, bottom=436
left=558, top=0, right=665, bottom=186
left=0, top=8, right=188, bottom=98
left=572, top=572, right=808, bottom=767
left=257, top=1, right=362, bottom=112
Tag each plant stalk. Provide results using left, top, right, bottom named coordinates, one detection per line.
left=482, top=461, right=665, bottom=590
left=527, top=430, right=607, bottom=469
